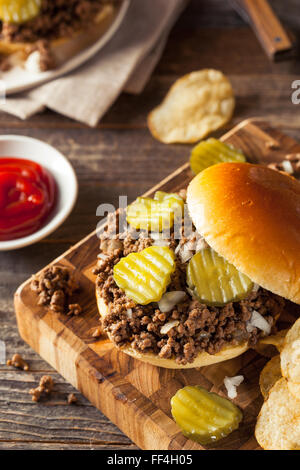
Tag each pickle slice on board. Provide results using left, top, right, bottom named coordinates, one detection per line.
left=190, top=138, right=246, bottom=175
left=187, top=247, right=253, bottom=306
left=113, top=246, right=176, bottom=305
left=126, top=191, right=184, bottom=232
left=171, top=386, right=242, bottom=445
left=0, top=0, right=42, bottom=24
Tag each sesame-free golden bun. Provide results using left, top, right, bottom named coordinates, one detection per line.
left=187, top=162, right=300, bottom=305
left=96, top=289, right=249, bottom=369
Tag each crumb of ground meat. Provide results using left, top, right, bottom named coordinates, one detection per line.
left=67, top=393, right=77, bottom=405
left=265, top=140, right=280, bottom=150
left=30, top=265, right=79, bottom=314
left=100, top=238, right=123, bottom=255
left=35, top=39, right=56, bottom=71
left=91, top=326, right=103, bottom=338
left=95, top=191, right=286, bottom=365
left=123, top=232, right=153, bottom=255
left=7, top=354, right=29, bottom=371
left=67, top=303, right=82, bottom=316
left=178, top=188, right=187, bottom=201
left=0, top=55, right=11, bottom=71
left=29, top=375, right=54, bottom=402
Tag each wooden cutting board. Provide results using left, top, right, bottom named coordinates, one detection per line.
left=14, top=119, right=300, bottom=450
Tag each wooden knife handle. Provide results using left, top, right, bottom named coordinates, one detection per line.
left=231, top=0, right=294, bottom=61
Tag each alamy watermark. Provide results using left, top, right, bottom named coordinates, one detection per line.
left=95, top=195, right=196, bottom=241
left=0, top=340, right=6, bottom=365
left=291, top=80, right=300, bottom=104
left=0, top=81, right=6, bottom=105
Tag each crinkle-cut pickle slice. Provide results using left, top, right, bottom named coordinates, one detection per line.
left=126, top=191, right=184, bottom=232
left=0, top=0, right=42, bottom=24
left=187, top=248, right=253, bottom=306
left=113, top=246, right=176, bottom=305
left=154, top=190, right=184, bottom=207
left=154, top=191, right=184, bottom=220
left=171, top=386, right=242, bottom=445
left=190, top=138, right=246, bottom=175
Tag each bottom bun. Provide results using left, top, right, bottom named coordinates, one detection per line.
left=96, top=289, right=249, bottom=369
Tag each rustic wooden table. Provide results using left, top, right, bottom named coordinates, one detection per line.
left=1, top=0, right=300, bottom=451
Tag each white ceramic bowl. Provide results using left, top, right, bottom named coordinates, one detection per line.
left=0, top=135, right=78, bottom=251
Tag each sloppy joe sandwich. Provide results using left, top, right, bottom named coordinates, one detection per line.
left=0, top=0, right=120, bottom=72
left=94, top=161, right=300, bottom=369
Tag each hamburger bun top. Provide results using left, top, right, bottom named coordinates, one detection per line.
left=187, top=162, right=300, bottom=305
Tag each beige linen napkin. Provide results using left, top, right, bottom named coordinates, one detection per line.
left=0, top=0, right=188, bottom=126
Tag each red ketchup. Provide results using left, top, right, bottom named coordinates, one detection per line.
left=0, top=158, right=56, bottom=241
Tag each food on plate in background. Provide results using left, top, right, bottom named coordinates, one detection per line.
left=94, top=162, right=300, bottom=370
left=190, top=138, right=246, bottom=175
left=147, top=69, right=235, bottom=144
left=0, top=157, right=56, bottom=241
left=171, top=385, right=243, bottom=445
left=0, top=0, right=41, bottom=24
left=0, top=0, right=119, bottom=72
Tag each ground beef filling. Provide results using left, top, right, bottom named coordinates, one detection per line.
left=0, top=0, right=117, bottom=43
left=95, top=209, right=286, bottom=365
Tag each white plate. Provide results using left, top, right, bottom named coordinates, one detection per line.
left=0, top=135, right=78, bottom=251
left=1, top=0, right=131, bottom=95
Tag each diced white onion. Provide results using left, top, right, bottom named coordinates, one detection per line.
left=187, top=287, right=195, bottom=298
left=224, top=375, right=244, bottom=399
left=196, top=238, right=208, bottom=252
left=282, top=160, right=294, bottom=174
left=126, top=308, right=133, bottom=319
left=252, top=283, right=260, bottom=292
left=152, top=239, right=170, bottom=247
left=179, top=245, right=194, bottom=263
left=247, top=310, right=271, bottom=335
left=25, top=51, right=42, bottom=73
left=175, top=244, right=181, bottom=255
left=97, top=253, right=109, bottom=260
left=151, top=233, right=163, bottom=240
left=185, top=239, right=196, bottom=251
left=199, top=331, right=209, bottom=339
left=160, top=320, right=179, bottom=335
left=158, top=291, right=186, bottom=313
left=175, top=235, right=208, bottom=263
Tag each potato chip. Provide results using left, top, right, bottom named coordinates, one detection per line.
left=287, top=381, right=300, bottom=400
left=147, top=69, right=235, bottom=144
left=258, top=329, right=288, bottom=353
left=281, top=318, right=300, bottom=384
left=255, top=378, right=300, bottom=450
left=259, top=355, right=282, bottom=400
